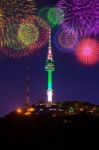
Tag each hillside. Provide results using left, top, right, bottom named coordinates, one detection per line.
left=0, top=111, right=99, bottom=149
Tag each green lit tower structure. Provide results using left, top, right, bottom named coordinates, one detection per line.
left=45, top=28, right=55, bottom=102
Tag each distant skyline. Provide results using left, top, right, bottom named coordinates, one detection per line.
left=0, top=0, right=99, bottom=117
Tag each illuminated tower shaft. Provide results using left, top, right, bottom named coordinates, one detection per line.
left=45, top=28, right=55, bottom=102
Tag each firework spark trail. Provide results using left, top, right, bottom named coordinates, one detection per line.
left=0, top=8, right=5, bottom=47
left=57, top=0, right=99, bottom=37
left=58, top=29, right=78, bottom=49
left=28, top=16, right=49, bottom=50
left=18, top=21, right=39, bottom=47
left=75, top=38, right=99, bottom=65
left=47, top=7, right=64, bottom=27
left=0, top=0, right=37, bottom=57
left=53, top=27, right=78, bottom=52
left=0, top=0, right=37, bottom=17
left=2, top=16, right=49, bottom=58
left=38, top=7, right=64, bottom=28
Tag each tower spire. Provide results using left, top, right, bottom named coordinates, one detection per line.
left=45, top=28, right=55, bottom=103
left=47, top=28, right=53, bottom=61
left=24, top=66, right=31, bottom=109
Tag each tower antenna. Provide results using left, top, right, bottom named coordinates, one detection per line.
left=24, top=66, right=31, bottom=109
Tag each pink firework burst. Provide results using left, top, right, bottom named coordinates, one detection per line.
left=75, top=38, right=99, bottom=65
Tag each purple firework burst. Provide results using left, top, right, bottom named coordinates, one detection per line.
left=53, top=27, right=78, bottom=53
left=57, top=0, right=99, bottom=37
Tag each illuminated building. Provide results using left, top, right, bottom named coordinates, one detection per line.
left=45, top=28, right=55, bottom=102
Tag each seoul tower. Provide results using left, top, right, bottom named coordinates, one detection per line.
left=45, top=28, right=55, bottom=103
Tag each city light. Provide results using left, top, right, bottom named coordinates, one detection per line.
left=24, top=111, right=31, bottom=116
left=16, top=108, right=22, bottom=114
left=45, top=29, right=55, bottom=103
left=27, top=107, right=35, bottom=112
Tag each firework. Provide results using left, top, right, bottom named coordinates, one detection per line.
left=2, top=16, right=49, bottom=58
left=38, top=7, right=50, bottom=23
left=53, top=27, right=78, bottom=52
left=38, top=7, right=64, bottom=28
left=0, top=0, right=37, bottom=49
left=4, top=17, right=22, bottom=50
left=57, top=0, right=99, bottom=36
left=58, top=28, right=78, bottom=49
left=0, top=8, right=5, bottom=47
left=75, top=38, right=99, bottom=65
left=18, top=22, right=39, bottom=47
left=0, top=0, right=37, bottom=18
left=1, top=17, right=31, bottom=58
left=2, top=17, right=27, bottom=58
left=47, top=7, right=64, bottom=27
left=27, top=16, right=49, bottom=50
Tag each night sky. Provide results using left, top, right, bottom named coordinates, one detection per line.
left=0, top=0, right=99, bottom=117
